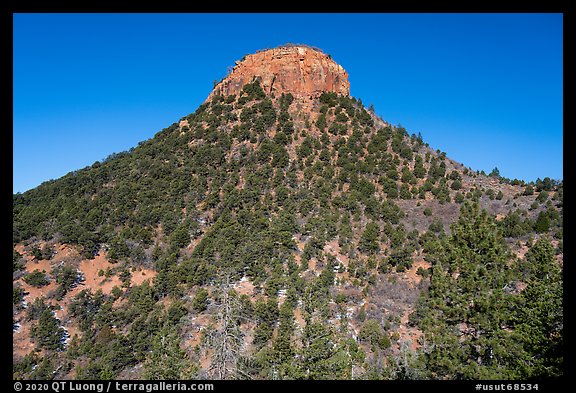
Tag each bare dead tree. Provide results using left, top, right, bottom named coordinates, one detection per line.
left=389, top=340, right=426, bottom=380
left=203, top=272, right=253, bottom=380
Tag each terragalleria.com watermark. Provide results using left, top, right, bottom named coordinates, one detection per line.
left=13, top=382, right=214, bottom=393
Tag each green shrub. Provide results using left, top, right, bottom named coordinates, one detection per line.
left=23, top=270, right=51, bottom=288
left=359, top=319, right=390, bottom=350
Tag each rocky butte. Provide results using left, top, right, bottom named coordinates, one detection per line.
left=207, top=45, right=350, bottom=101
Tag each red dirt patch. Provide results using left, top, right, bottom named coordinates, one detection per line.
left=402, top=260, right=431, bottom=287
left=308, top=258, right=321, bottom=275
left=130, top=268, right=157, bottom=286
left=52, top=244, right=81, bottom=263
left=515, top=243, right=530, bottom=260
left=24, top=258, right=53, bottom=275
left=294, top=307, right=306, bottom=330
left=233, top=277, right=255, bottom=297
left=324, top=240, right=349, bottom=268
left=79, top=254, right=122, bottom=295
left=394, top=306, right=423, bottom=353
left=13, top=317, right=36, bottom=359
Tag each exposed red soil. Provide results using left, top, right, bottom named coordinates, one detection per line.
left=13, top=317, right=36, bottom=359
left=294, top=307, right=306, bottom=330
left=234, top=277, right=255, bottom=297
left=79, top=254, right=122, bottom=295
left=394, top=306, right=422, bottom=353
left=130, top=268, right=157, bottom=286
left=13, top=242, right=158, bottom=360
left=402, top=260, right=431, bottom=287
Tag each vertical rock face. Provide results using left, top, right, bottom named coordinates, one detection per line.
left=207, top=45, right=350, bottom=101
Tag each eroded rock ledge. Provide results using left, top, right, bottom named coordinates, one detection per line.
left=207, top=45, right=350, bottom=101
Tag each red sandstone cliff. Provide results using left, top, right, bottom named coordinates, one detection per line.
left=207, top=45, right=349, bottom=101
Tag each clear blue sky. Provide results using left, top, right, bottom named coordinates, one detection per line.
left=13, top=13, right=563, bottom=193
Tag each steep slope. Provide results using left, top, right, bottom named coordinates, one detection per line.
left=13, top=44, right=563, bottom=380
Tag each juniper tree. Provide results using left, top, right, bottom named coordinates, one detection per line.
left=143, top=325, right=195, bottom=379
left=416, top=201, right=524, bottom=379
left=509, top=238, right=562, bottom=378
left=32, top=309, right=66, bottom=351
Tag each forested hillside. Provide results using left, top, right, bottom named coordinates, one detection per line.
left=13, top=46, right=563, bottom=380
